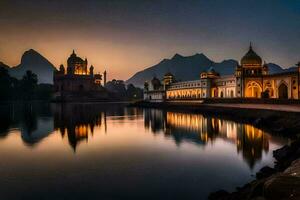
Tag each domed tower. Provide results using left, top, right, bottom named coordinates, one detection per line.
left=240, top=43, right=264, bottom=76
left=237, top=43, right=266, bottom=98
left=200, top=66, right=219, bottom=79
left=206, top=66, right=220, bottom=78
left=151, top=77, right=162, bottom=90
left=163, top=72, right=175, bottom=89
left=67, top=50, right=88, bottom=75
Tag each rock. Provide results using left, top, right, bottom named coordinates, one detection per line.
left=208, top=140, right=300, bottom=200
left=208, top=190, right=229, bottom=200
left=273, top=145, right=292, bottom=162
left=264, top=159, right=300, bottom=200
left=249, top=179, right=265, bottom=198
left=256, top=166, right=277, bottom=179
left=296, top=148, right=300, bottom=157
left=250, top=197, right=265, bottom=200
left=284, top=159, right=300, bottom=177
left=290, top=140, right=300, bottom=152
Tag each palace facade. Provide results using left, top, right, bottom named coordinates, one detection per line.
left=53, top=50, right=108, bottom=101
left=144, top=44, right=300, bottom=102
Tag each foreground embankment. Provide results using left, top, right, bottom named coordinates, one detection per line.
left=132, top=100, right=300, bottom=135
left=209, top=139, right=300, bottom=200
left=132, top=100, right=300, bottom=200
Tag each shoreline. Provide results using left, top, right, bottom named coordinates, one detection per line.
left=131, top=101, right=300, bottom=200
left=131, top=101, right=300, bottom=135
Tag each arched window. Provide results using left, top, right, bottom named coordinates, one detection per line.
left=278, top=82, right=288, bottom=99
left=245, top=81, right=262, bottom=98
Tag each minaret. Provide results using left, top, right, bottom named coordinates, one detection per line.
left=59, top=64, right=65, bottom=74
left=89, top=65, right=94, bottom=76
left=103, top=70, right=107, bottom=86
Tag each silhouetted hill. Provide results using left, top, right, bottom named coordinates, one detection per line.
left=126, top=53, right=238, bottom=87
left=126, top=53, right=297, bottom=87
left=0, top=62, right=10, bottom=69
left=267, top=63, right=285, bottom=74
left=7, top=49, right=56, bottom=84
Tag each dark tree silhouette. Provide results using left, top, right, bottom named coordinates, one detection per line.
left=0, top=67, right=12, bottom=100
left=20, top=70, right=38, bottom=100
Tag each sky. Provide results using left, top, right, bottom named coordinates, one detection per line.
left=0, top=0, right=299, bottom=80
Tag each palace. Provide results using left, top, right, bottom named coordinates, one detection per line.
left=53, top=50, right=108, bottom=101
left=144, top=44, right=300, bottom=102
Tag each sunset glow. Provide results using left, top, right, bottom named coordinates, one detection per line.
left=0, top=0, right=299, bottom=80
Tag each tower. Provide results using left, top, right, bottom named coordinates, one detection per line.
left=235, top=64, right=243, bottom=97
left=163, top=72, right=175, bottom=90
left=239, top=43, right=264, bottom=98
left=89, top=65, right=94, bottom=76
left=59, top=64, right=65, bottom=74
left=103, top=70, right=107, bottom=86
left=240, top=43, right=263, bottom=76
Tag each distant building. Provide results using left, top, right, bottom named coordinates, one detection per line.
left=144, top=44, right=300, bottom=101
left=53, top=50, right=108, bottom=101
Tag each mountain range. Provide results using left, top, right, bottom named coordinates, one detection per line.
left=0, top=49, right=296, bottom=86
left=126, top=53, right=297, bottom=87
left=0, top=49, right=56, bottom=84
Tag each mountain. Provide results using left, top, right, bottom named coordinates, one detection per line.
left=5, top=49, right=56, bottom=84
left=126, top=53, right=238, bottom=87
left=126, top=53, right=298, bottom=87
left=267, top=63, right=286, bottom=74
left=0, top=61, right=10, bottom=69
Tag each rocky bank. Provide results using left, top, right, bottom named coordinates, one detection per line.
left=132, top=101, right=300, bottom=199
left=209, top=139, right=300, bottom=200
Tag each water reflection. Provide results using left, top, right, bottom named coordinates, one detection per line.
left=0, top=103, right=53, bottom=145
left=0, top=103, right=280, bottom=168
left=144, top=109, right=270, bottom=168
left=0, top=103, right=289, bottom=199
left=53, top=104, right=105, bottom=151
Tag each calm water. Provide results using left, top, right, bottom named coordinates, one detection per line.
left=0, top=103, right=288, bottom=200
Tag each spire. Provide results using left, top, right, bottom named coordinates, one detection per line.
left=250, top=42, right=253, bottom=50
left=71, top=49, right=76, bottom=56
left=103, top=70, right=107, bottom=86
left=89, top=65, right=94, bottom=75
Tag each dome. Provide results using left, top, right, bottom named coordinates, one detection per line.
left=67, top=50, right=84, bottom=64
left=164, top=72, right=174, bottom=77
left=241, top=44, right=262, bottom=66
left=151, top=77, right=161, bottom=87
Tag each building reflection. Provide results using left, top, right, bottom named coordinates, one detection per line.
left=53, top=103, right=143, bottom=151
left=144, top=109, right=270, bottom=168
left=53, top=104, right=106, bottom=151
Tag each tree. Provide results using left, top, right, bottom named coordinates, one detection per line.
left=105, top=79, right=127, bottom=98
left=126, top=84, right=143, bottom=100
left=0, top=67, right=12, bottom=100
left=20, top=70, right=38, bottom=100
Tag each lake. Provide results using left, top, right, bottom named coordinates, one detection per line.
left=0, top=103, right=288, bottom=200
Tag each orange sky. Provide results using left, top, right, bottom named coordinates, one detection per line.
left=0, top=29, right=177, bottom=80
left=0, top=0, right=299, bottom=80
